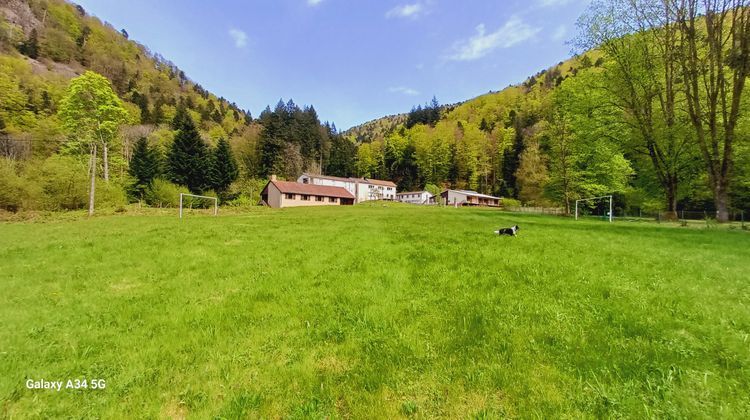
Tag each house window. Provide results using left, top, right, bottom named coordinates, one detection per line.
left=285, top=193, right=295, bottom=200
left=302, top=178, right=309, bottom=184
left=302, top=195, right=310, bottom=201
left=316, top=196, right=324, bottom=202
left=329, top=197, right=337, bottom=203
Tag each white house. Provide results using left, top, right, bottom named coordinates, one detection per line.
left=441, top=189, right=502, bottom=207
left=396, top=191, right=434, bottom=205
left=297, top=173, right=397, bottom=203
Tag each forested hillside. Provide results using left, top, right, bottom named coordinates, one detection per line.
left=347, top=3, right=750, bottom=220
left=1, top=0, right=749, bottom=221
left=345, top=113, right=408, bottom=144
left=344, top=98, right=459, bottom=144
left=0, top=0, right=253, bottom=153
left=0, top=0, right=354, bottom=214
left=347, top=55, right=633, bottom=207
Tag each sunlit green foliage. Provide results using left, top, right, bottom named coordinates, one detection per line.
left=58, top=71, right=128, bottom=154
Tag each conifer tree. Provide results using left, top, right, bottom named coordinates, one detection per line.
left=211, top=109, right=223, bottom=124
left=129, top=137, right=161, bottom=198
left=259, top=105, right=284, bottom=177
left=209, top=138, right=239, bottom=196
left=131, top=92, right=150, bottom=124
left=167, top=108, right=210, bottom=193
left=428, top=96, right=440, bottom=124
left=326, top=133, right=356, bottom=177
left=20, top=29, right=39, bottom=59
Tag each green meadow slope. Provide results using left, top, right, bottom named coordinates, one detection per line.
left=1, top=206, right=749, bottom=417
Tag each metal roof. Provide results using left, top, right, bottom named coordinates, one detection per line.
left=302, top=173, right=397, bottom=188
left=442, top=189, right=501, bottom=200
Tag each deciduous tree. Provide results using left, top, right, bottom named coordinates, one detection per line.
left=58, top=71, right=128, bottom=216
left=674, top=0, right=750, bottom=222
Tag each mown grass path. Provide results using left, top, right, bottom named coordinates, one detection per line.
left=1, top=205, right=749, bottom=418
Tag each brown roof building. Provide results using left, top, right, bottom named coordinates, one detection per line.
left=261, top=177, right=355, bottom=208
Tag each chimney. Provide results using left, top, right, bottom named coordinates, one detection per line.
left=270, top=174, right=277, bottom=182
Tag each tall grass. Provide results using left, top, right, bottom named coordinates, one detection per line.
left=1, top=206, right=748, bottom=417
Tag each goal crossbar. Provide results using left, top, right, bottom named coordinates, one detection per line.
left=575, top=195, right=613, bottom=223
left=179, top=193, right=218, bottom=218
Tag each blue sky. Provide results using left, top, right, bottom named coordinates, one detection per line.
left=75, top=0, right=590, bottom=129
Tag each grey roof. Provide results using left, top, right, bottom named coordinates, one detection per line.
left=301, top=173, right=397, bottom=188
left=443, top=189, right=501, bottom=200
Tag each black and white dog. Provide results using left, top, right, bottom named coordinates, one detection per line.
left=495, top=225, right=520, bottom=236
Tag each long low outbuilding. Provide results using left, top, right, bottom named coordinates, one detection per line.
left=261, top=177, right=355, bottom=208
left=441, top=189, right=502, bottom=207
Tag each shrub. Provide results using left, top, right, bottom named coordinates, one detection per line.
left=502, top=198, right=521, bottom=208
left=640, top=198, right=665, bottom=214
left=96, top=181, right=127, bottom=209
left=183, top=189, right=217, bottom=209
left=0, top=158, right=26, bottom=211
left=425, top=183, right=442, bottom=198
left=227, top=178, right=265, bottom=205
left=25, top=155, right=88, bottom=210
left=226, top=194, right=256, bottom=208
left=144, top=178, right=188, bottom=208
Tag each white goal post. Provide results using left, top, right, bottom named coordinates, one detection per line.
left=575, top=195, right=613, bottom=223
left=179, top=193, right=218, bottom=218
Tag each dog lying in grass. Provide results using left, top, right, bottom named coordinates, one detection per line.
left=495, top=225, right=520, bottom=236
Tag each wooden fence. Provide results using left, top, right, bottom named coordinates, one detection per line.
left=504, top=206, right=567, bottom=216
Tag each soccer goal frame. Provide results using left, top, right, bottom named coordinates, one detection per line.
left=179, top=193, right=218, bottom=218
left=575, top=195, right=613, bottom=223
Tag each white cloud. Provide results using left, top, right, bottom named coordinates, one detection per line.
left=386, top=3, right=425, bottom=19
left=389, top=86, right=420, bottom=96
left=307, top=0, right=324, bottom=6
left=552, top=25, right=567, bottom=41
left=447, top=17, right=541, bottom=61
left=228, top=28, right=248, bottom=48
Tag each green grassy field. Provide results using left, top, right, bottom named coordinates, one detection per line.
left=1, top=204, right=749, bottom=418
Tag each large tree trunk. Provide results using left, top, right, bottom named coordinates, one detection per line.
left=665, top=176, right=678, bottom=220
left=88, top=143, right=97, bottom=217
left=103, top=142, right=109, bottom=182
left=675, top=1, right=749, bottom=223
left=715, top=185, right=731, bottom=223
